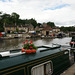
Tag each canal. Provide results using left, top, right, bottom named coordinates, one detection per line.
left=0, top=37, right=72, bottom=52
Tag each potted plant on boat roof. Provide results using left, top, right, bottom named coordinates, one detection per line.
left=21, top=40, right=37, bottom=53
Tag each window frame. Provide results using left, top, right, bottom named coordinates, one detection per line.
left=31, top=60, right=53, bottom=75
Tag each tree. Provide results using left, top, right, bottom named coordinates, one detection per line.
left=29, top=18, right=38, bottom=28
left=1, top=13, right=10, bottom=26
left=47, top=22, right=55, bottom=28
left=16, top=28, right=19, bottom=32
left=11, top=12, right=20, bottom=25
left=24, top=18, right=38, bottom=28
left=0, top=12, right=4, bottom=31
left=60, top=26, right=75, bottom=32
left=38, top=23, right=42, bottom=26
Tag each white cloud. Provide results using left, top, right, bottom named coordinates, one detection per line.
left=0, top=0, right=75, bottom=27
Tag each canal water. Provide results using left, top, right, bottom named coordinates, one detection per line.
left=0, top=37, right=72, bottom=52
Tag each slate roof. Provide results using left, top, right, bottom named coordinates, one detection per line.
left=42, top=25, right=52, bottom=30
left=5, top=25, right=17, bottom=27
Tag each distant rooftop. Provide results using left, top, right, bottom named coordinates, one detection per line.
left=42, top=25, right=52, bottom=30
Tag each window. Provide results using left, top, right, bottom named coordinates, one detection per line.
left=31, top=61, right=53, bottom=75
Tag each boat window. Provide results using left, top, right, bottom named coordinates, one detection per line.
left=31, top=61, right=53, bottom=75
left=45, top=63, right=52, bottom=75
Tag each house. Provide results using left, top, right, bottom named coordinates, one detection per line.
left=4, top=24, right=34, bottom=33
left=52, top=27, right=60, bottom=33
left=18, top=25, right=28, bottom=33
left=41, top=25, right=53, bottom=36
left=25, top=24, right=34, bottom=31
left=35, top=25, right=44, bottom=31
left=42, top=23, right=47, bottom=28
left=35, top=26, right=40, bottom=31
left=4, top=25, right=17, bottom=33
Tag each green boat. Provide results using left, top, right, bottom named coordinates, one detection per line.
left=0, top=44, right=71, bottom=75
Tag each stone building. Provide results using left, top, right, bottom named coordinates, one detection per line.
left=4, top=25, right=17, bottom=33
left=4, top=24, right=34, bottom=33
left=41, top=25, right=53, bottom=36
left=52, top=27, right=60, bottom=32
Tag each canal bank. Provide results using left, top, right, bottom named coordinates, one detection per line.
left=61, top=63, right=75, bottom=75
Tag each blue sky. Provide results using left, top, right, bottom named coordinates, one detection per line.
left=0, top=0, right=75, bottom=27
left=0, top=0, right=11, bottom=2
left=47, top=4, right=70, bottom=10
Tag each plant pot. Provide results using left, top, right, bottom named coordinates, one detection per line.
left=32, top=49, right=36, bottom=53
left=21, top=48, right=25, bottom=52
left=26, top=49, right=36, bottom=53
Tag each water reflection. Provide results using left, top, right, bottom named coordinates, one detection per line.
left=0, top=37, right=71, bottom=52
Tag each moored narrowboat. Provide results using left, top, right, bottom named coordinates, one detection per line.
left=0, top=44, right=70, bottom=75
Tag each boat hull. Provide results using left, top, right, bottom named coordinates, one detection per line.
left=0, top=49, right=70, bottom=75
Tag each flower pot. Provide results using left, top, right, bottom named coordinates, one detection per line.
left=32, top=49, right=36, bottom=53
left=26, top=49, right=36, bottom=53
left=21, top=48, right=25, bottom=52
left=26, top=49, right=32, bottom=53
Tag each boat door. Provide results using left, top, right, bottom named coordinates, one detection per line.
left=31, top=61, right=53, bottom=75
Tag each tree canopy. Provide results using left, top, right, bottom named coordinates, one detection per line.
left=47, top=22, right=55, bottom=28
left=60, top=26, right=75, bottom=32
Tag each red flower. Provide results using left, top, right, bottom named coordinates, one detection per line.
left=30, top=43, right=31, bottom=44
left=23, top=41, right=25, bottom=43
left=30, top=41, right=33, bottom=43
left=30, top=46, right=32, bottom=49
left=21, top=48, right=25, bottom=52
left=26, top=40, right=28, bottom=41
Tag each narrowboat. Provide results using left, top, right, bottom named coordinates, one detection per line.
left=0, top=44, right=70, bottom=75
left=70, top=36, right=75, bottom=48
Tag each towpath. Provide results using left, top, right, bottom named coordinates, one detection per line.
left=61, top=63, right=75, bottom=75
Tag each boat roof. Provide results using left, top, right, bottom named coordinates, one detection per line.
left=0, top=45, right=70, bottom=70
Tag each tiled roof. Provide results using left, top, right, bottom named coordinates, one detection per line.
left=42, top=25, right=52, bottom=30
left=5, top=25, right=17, bottom=27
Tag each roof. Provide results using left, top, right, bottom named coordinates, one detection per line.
left=52, top=27, right=60, bottom=29
left=42, top=25, right=52, bottom=30
left=5, top=25, right=17, bottom=27
left=25, top=24, right=34, bottom=28
left=0, top=45, right=69, bottom=70
left=5, top=24, right=33, bottom=28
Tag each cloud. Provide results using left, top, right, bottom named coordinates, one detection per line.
left=0, top=0, right=75, bottom=27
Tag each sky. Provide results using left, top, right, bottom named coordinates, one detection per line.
left=0, top=0, right=75, bottom=27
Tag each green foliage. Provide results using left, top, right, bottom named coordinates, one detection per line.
left=25, top=18, right=38, bottom=28
left=16, top=28, right=19, bottom=32
left=47, top=22, right=55, bottom=28
left=23, top=43, right=30, bottom=49
left=12, top=31, right=14, bottom=34
left=0, top=11, right=38, bottom=31
left=36, top=31, right=40, bottom=33
left=19, top=30, right=25, bottom=32
left=60, top=26, right=75, bottom=32
left=23, top=43, right=38, bottom=50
